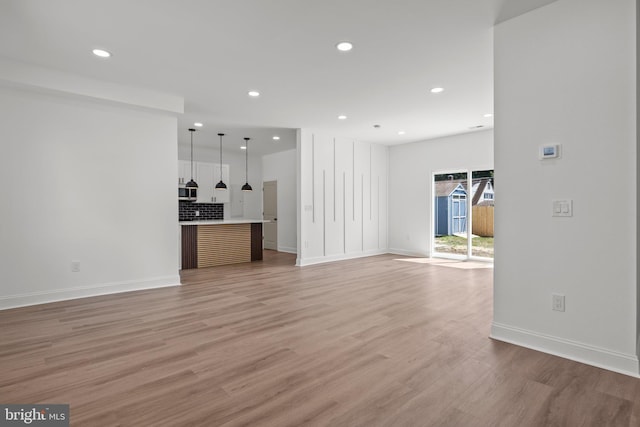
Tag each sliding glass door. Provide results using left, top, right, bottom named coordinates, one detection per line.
left=432, top=169, right=494, bottom=260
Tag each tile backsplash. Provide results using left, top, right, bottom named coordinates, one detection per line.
left=179, top=201, right=223, bottom=221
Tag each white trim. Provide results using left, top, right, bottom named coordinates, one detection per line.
left=432, top=252, right=467, bottom=261
left=296, top=249, right=387, bottom=267
left=388, top=248, right=430, bottom=258
left=468, top=255, right=494, bottom=263
left=0, top=276, right=181, bottom=311
left=277, top=246, right=298, bottom=254
left=491, top=322, right=640, bottom=378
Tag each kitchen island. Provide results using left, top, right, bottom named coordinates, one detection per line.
left=179, top=219, right=268, bottom=269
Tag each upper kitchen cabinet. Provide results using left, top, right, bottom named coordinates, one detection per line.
left=178, top=160, right=192, bottom=186
left=195, top=162, right=215, bottom=203
left=178, top=160, right=230, bottom=203
left=213, top=164, right=230, bottom=203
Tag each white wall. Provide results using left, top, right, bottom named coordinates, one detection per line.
left=297, top=129, right=388, bottom=266
left=0, top=85, right=181, bottom=309
left=493, top=0, right=638, bottom=375
left=637, top=0, right=640, bottom=359
left=0, top=58, right=184, bottom=114
left=178, top=145, right=263, bottom=219
left=388, top=130, right=494, bottom=256
left=263, top=149, right=297, bottom=253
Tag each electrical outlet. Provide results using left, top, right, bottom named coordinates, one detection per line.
left=195, top=210, right=200, bottom=217
left=71, top=261, right=80, bottom=273
left=552, top=294, right=565, bottom=312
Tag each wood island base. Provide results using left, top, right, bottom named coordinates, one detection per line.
left=181, top=222, right=263, bottom=269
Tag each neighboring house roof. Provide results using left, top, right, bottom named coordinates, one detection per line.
left=472, top=179, right=488, bottom=205
left=435, top=181, right=467, bottom=197
left=435, top=178, right=494, bottom=200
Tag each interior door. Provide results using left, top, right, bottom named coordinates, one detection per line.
left=263, top=180, right=277, bottom=250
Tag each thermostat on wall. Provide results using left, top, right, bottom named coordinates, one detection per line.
left=540, top=144, right=560, bottom=159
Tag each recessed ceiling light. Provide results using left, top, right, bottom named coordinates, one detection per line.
left=194, top=122, right=203, bottom=127
left=248, top=91, right=260, bottom=97
left=272, top=136, right=280, bottom=140
left=240, top=146, right=247, bottom=150
left=92, top=48, right=111, bottom=58
left=484, top=113, right=494, bottom=118
left=336, top=41, right=353, bottom=52
left=338, top=115, right=347, bottom=120
left=398, top=131, right=406, bottom=135
left=430, top=87, right=444, bottom=94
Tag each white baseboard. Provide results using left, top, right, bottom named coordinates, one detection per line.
left=0, top=275, right=181, bottom=311
left=491, top=322, right=640, bottom=378
left=296, top=249, right=388, bottom=267
left=277, top=246, right=297, bottom=254
left=388, top=248, right=430, bottom=258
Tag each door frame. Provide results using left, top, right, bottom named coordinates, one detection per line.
left=263, top=180, right=278, bottom=251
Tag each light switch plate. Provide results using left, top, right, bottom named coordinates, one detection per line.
left=552, top=200, right=573, bottom=217
left=552, top=294, right=565, bottom=312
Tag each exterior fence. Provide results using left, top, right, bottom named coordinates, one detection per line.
left=472, top=206, right=494, bottom=237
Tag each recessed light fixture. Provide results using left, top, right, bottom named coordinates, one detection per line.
left=484, top=113, right=494, bottom=118
left=338, top=115, right=347, bottom=120
left=194, top=122, right=203, bottom=127
left=92, top=48, right=111, bottom=58
left=430, top=87, right=444, bottom=94
left=272, top=136, right=280, bottom=140
left=336, top=41, right=353, bottom=52
left=398, top=131, right=406, bottom=135
left=248, top=91, right=260, bottom=97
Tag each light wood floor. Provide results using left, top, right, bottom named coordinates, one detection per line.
left=1, top=251, right=639, bottom=426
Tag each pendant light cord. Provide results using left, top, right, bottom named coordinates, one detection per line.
left=219, top=134, right=223, bottom=182
left=216, top=133, right=227, bottom=190
left=241, top=137, right=252, bottom=192
left=190, top=130, right=194, bottom=180
left=245, top=138, right=249, bottom=182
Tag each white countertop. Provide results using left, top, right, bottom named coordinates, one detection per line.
left=179, top=219, right=270, bottom=226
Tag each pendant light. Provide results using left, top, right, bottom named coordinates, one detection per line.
left=185, top=128, right=198, bottom=189
left=215, top=133, right=227, bottom=190
left=241, top=137, right=253, bottom=192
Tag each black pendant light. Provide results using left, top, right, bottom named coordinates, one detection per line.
left=215, top=133, right=227, bottom=190
left=241, top=137, right=253, bottom=192
left=185, top=128, right=198, bottom=188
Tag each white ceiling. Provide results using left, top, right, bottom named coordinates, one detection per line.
left=0, top=0, right=556, bottom=155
